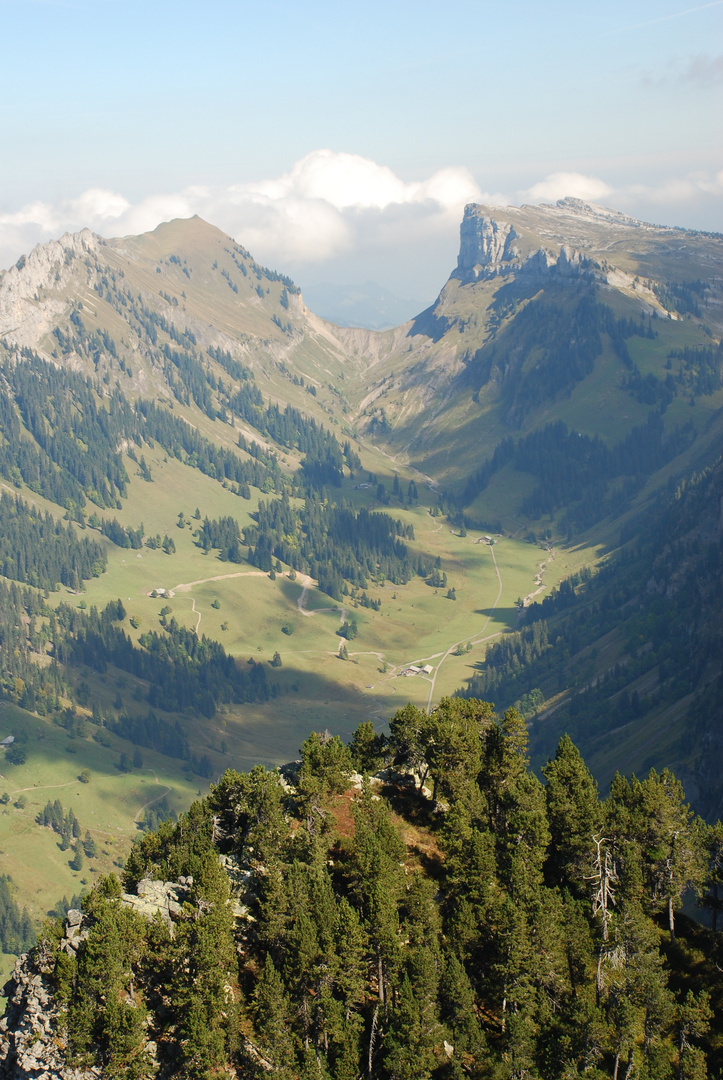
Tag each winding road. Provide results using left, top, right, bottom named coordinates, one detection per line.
left=133, top=772, right=173, bottom=824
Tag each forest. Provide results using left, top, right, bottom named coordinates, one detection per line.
left=459, top=455, right=723, bottom=821
left=0, top=580, right=269, bottom=725
left=22, top=701, right=723, bottom=1080
left=463, top=295, right=650, bottom=426
left=0, top=492, right=106, bottom=591
left=462, top=414, right=696, bottom=535
left=244, top=493, right=423, bottom=599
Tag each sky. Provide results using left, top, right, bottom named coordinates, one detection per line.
left=1, top=0, right=721, bottom=307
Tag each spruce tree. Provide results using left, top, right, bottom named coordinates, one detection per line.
left=542, top=733, right=601, bottom=893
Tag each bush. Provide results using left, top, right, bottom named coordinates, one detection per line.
left=337, top=618, right=358, bottom=640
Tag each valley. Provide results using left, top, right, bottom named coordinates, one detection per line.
left=0, top=196, right=721, bottom=959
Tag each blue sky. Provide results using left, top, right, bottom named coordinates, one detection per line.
left=1, top=0, right=721, bottom=301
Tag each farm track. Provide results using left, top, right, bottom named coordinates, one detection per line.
left=157, top=541, right=537, bottom=715
left=7, top=769, right=174, bottom=834
left=424, top=543, right=504, bottom=711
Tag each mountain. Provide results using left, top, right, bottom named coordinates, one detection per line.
left=0, top=199, right=721, bottom=955
left=358, top=198, right=723, bottom=815
left=343, top=198, right=723, bottom=493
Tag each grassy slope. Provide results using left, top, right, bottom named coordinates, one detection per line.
left=0, top=701, right=198, bottom=986
left=57, top=446, right=559, bottom=739
left=0, top=444, right=557, bottom=980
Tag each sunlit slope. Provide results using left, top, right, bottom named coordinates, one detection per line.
left=0, top=215, right=386, bottom=447
left=344, top=200, right=723, bottom=510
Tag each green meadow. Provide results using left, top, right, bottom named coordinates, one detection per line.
left=0, top=701, right=199, bottom=985
left=44, top=443, right=571, bottom=771
left=0, top=408, right=600, bottom=967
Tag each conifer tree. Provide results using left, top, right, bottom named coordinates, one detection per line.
left=383, top=974, right=436, bottom=1080
left=252, top=955, right=297, bottom=1077
left=543, top=733, right=601, bottom=892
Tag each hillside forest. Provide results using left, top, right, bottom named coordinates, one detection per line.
left=11, top=703, right=723, bottom=1080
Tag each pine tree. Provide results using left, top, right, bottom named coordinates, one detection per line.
left=543, top=733, right=601, bottom=893
left=383, top=974, right=435, bottom=1080
left=634, top=769, right=706, bottom=940
left=677, top=990, right=711, bottom=1080
left=350, top=781, right=405, bottom=1010
left=699, top=819, right=723, bottom=931
left=421, top=697, right=492, bottom=804
left=348, top=719, right=386, bottom=774
left=439, top=951, right=486, bottom=1064
left=252, top=955, right=297, bottom=1076
left=298, top=731, right=352, bottom=810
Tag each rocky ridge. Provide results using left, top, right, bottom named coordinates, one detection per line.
left=0, top=909, right=96, bottom=1080
left=0, top=761, right=430, bottom=1079
left=0, top=872, right=239, bottom=1080
left=0, top=231, right=97, bottom=349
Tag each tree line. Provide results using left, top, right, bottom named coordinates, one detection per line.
left=0, top=492, right=106, bottom=591
left=55, top=601, right=270, bottom=718
left=465, top=293, right=649, bottom=426
left=462, top=413, right=696, bottom=534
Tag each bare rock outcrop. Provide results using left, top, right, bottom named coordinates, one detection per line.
left=0, top=230, right=96, bottom=348
left=0, top=878, right=195, bottom=1079
left=454, top=207, right=519, bottom=280
left=453, top=204, right=594, bottom=286
left=0, top=911, right=97, bottom=1080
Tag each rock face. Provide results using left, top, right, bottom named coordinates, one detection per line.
left=0, top=866, right=261, bottom=1078
left=0, top=911, right=96, bottom=1080
left=119, top=876, right=192, bottom=927
left=453, top=203, right=593, bottom=286
left=0, top=231, right=97, bottom=348
left=454, top=207, right=519, bottom=280
left=0, top=880, right=194, bottom=1079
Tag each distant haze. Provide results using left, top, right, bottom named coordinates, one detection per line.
left=301, top=280, right=425, bottom=329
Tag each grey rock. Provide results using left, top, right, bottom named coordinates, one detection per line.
left=454, top=208, right=519, bottom=281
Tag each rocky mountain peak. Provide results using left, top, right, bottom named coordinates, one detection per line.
left=452, top=203, right=591, bottom=286
left=454, top=206, right=520, bottom=281
left=0, top=229, right=97, bottom=348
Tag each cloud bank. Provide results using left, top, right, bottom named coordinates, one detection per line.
left=1, top=150, right=721, bottom=301
left=0, top=151, right=487, bottom=274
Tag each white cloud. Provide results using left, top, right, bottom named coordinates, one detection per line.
left=0, top=150, right=484, bottom=275
left=1, top=152, right=721, bottom=301
left=522, top=172, right=614, bottom=204
left=620, top=170, right=723, bottom=208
